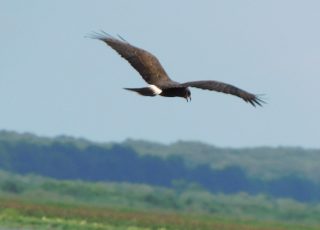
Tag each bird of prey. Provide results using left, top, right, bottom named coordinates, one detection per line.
left=90, top=32, right=264, bottom=107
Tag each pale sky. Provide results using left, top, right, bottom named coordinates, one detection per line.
left=1, top=1, right=319, bottom=148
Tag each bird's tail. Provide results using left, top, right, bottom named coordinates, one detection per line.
left=124, top=87, right=159, bottom=97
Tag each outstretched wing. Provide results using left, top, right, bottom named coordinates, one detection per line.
left=90, top=32, right=173, bottom=86
left=181, top=80, right=265, bottom=107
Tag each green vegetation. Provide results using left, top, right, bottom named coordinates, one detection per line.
left=1, top=130, right=320, bottom=202
left=1, top=198, right=319, bottom=230
left=2, top=130, right=320, bottom=184
left=0, top=170, right=320, bottom=230
left=1, top=130, right=320, bottom=229
left=123, top=139, right=320, bottom=182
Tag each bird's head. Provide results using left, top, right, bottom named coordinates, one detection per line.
left=184, top=88, right=191, bottom=102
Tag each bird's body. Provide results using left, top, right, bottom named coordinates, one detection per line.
left=91, top=32, right=264, bottom=106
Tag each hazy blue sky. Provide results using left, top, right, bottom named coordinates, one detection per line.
left=1, top=1, right=319, bottom=148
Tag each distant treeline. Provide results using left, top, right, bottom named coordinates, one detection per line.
left=0, top=130, right=319, bottom=202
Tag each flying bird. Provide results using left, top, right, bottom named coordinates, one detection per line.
left=90, top=32, right=264, bottom=107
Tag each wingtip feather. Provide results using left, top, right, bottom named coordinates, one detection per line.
left=85, top=30, right=115, bottom=41
left=249, top=95, right=266, bottom=107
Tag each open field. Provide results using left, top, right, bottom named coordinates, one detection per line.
left=0, top=198, right=319, bottom=230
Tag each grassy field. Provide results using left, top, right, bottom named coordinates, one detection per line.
left=1, top=171, right=320, bottom=230
left=0, top=198, right=319, bottom=230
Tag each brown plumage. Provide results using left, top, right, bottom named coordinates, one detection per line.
left=90, top=31, right=265, bottom=107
